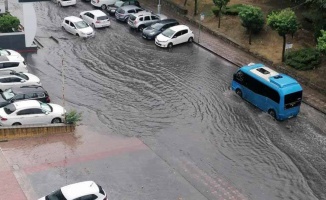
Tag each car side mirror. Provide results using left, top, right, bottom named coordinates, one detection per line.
left=45, top=111, right=49, bottom=115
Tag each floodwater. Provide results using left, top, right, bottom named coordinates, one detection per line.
left=9, top=1, right=326, bottom=199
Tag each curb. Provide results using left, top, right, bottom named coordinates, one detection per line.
left=194, top=41, right=326, bottom=115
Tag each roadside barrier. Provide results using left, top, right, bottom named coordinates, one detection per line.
left=0, top=124, right=75, bottom=141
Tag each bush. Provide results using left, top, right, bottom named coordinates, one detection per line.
left=317, top=30, right=326, bottom=54
left=0, top=14, right=20, bottom=33
left=223, top=4, right=246, bottom=15
left=285, top=48, right=321, bottom=70
left=65, top=110, right=82, bottom=125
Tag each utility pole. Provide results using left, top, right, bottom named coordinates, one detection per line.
left=62, top=59, right=65, bottom=115
left=157, top=0, right=161, bottom=14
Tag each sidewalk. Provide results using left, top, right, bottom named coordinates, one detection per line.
left=140, top=0, right=326, bottom=115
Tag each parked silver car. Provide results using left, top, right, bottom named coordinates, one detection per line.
left=115, top=5, right=143, bottom=22
left=128, top=11, right=167, bottom=31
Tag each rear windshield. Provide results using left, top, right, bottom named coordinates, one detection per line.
left=45, top=189, right=67, bottom=200
left=98, top=16, right=109, bottom=20
left=284, top=91, right=302, bottom=109
left=116, top=8, right=125, bottom=14
left=4, top=103, right=16, bottom=115
left=16, top=73, right=29, bottom=80
left=129, top=14, right=136, bottom=20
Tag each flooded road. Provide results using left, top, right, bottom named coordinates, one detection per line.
left=7, top=1, right=326, bottom=199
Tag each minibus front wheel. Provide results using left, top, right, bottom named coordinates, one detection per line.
left=235, top=89, right=242, bottom=98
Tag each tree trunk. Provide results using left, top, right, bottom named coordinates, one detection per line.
left=184, top=0, right=188, bottom=6
left=194, top=0, right=198, bottom=16
left=218, top=6, right=222, bottom=28
left=282, top=35, right=286, bottom=62
left=249, top=29, right=252, bottom=45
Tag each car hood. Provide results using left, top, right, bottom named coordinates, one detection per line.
left=49, top=103, right=66, bottom=115
left=156, top=33, right=170, bottom=42
left=143, top=27, right=160, bottom=35
left=5, top=50, right=24, bottom=62
left=80, top=27, right=94, bottom=34
left=25, top=73, right=41, bottom=84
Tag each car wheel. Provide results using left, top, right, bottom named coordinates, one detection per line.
left=138, top=25, right=145, bottom=32
left=76, top=33, right=79, bottom=37
left=91, top=23, right=95, bottom=28
left=188, top=37, right=194, bottom=43
left=235, top=89, right=242, bottom=98
left=12, top=122, right=21, bottom=126
left=167, top=43, right=173, bottom=49
left=51, top=118, right=61, bottom=124
left=268, top=109, right=276, bottom=119
left=58, top=2, right=62, bottom=7
left=101, top=4, right=107, bottom=10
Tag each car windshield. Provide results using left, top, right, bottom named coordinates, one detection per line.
left=116, top=8, right=125, bottom=14
left=161, top=29, right=175, bottom=38
left=1, top=89, right=15, bottom=100
left=75, top=21, right=89, bottom=29
left=3, top=103, right=16, bottom=115
left=151, top=23, right=164, bottom=30
left=45, top=189, right=67, bottom=200
left=114, top=1, right=124, bottom=7
left=40, top=102, right=53, bottom=112
left=0, top=49, right=10, bottom=56
left=98, top=15, right=109, bottom=20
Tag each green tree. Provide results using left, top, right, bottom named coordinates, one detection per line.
left=317, top=30, right=326, bottom=53
left=267, top=8, right=299, bottom=62
left=212, top=0, right=230, bottom=28
left=238, top=5, right=265, bottom=45
left=0, top=14, right=20, bottom=33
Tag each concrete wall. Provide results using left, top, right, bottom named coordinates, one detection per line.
left=0, top=32, right=37, bottom=52
left=0, top=124, right=75, bottom=141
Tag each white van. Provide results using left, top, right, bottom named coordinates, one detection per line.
left=91, top=0, right=118, bottom=10
left=0, top=56, right=28, bottom=74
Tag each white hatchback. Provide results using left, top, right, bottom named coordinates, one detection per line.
left=91, top=0, right=117, bottom=10
left=62, top=16, right=95, bottom=38
left=0, top=72, right=41, bottom=92
left=155, top=25, right=194, bottom=48
left=0, top=48, right=25, bottom=62
left=80, top=10, right=111, bottom=28
left=0, top=56, right=28, bottom=74
left=54, top=0, right=77, bottom=7
left=0, top=100, right=66, bottom=126
left=38, top=181, right=108, bottom=200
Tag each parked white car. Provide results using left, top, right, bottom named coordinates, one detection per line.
left=155, top=25, right=194, bottom=48
left=38, top=181, right=108, bottom=200
left=54, top=0, right=77, bottom=7
left=0, top=72, right=41, bottom=92
left=80, top=10, right=111, bottom=28
left=0, top=48, right=25, bottom=62
left=62, top=16, right=95, bottom=38
left=0, top=56, right=28, bottom=74
left=0, top=100, right=66, bottom=126
left=91, top=0, right=118, bottom=10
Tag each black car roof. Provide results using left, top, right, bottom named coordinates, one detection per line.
left=156, top=19, right=178, bottom=25
left=10, top=86, right=47, bottom=94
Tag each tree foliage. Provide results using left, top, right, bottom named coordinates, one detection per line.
left=212, top=0, right=230, bottom=28
left=238, top=5, right=265, bottom=45
left=317, top=30, right=326, bottom=53
left=65, top=110, right=82, bottom=125
left=285, top=48, right=321, bottom=70
left=267, top=8, right=299, bottom=61
left=0, top=14, right=20, bottom=33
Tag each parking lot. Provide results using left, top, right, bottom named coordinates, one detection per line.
left=1, top=0, right=326, bottom=199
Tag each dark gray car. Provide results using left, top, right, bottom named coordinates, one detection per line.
left=115, top=5, right=143, bottom=22
left=142, top=19, right=179, bottom=40
left=107, top=0, right=140, bottom=16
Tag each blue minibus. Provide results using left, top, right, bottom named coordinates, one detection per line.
left=231, top=63, right=302, bottom=120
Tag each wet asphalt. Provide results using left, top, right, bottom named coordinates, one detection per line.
left=2, top=1, right=326, bottom=200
